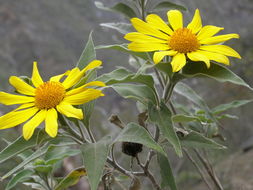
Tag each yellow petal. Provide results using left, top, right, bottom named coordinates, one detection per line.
left=146, top=14, right=173, bottom=35
left=197, top=50, right=230, bottom=65
left=187, top=9, right=202, bottom=34
left=200, top=33, right=239, bottom=45
left=200, top=45, right=241, bottom=58
left=62, top=60, right=102, bottom=89
left=0, top=107, right=38, bottom=130
left=167, top=10, right=183, bottom=30
left=62, top=67, right=81, bottom=89
left=82, top=60, right=102, bottom=72
left=197, top=25, right=224, bottom=40
left=31, top=62, right=44, bottom=88
left=171, top=53, right=186, bottom=72
left=64, top=89, right=104, bottom=105
left=0, top=92, right=35, bottom=105
left=187, top=51, right=210, bottom=68
left=15, top=103, right=35, bottom=111
left=9, top=76, right=35, bottom=96
left=66, top=81, right=106, bottom=96
left=128, top=42, right=169, bottom=52
left=57, top=102, right=83, bottom=119
left=153, top=50, right=177, bottom=64
left=23, top=109, right=47, bottom=140
left=45, top=108, right=58, bottom=138
left=50, top=70, right=70, bottom=82
left=130, top=18, right=169, bottom=40
left=124, top=32, right=168, bottom=43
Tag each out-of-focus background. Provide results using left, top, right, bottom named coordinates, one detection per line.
left=0, top=0, right=252, bottom=189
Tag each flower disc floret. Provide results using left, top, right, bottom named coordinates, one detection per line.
left=35, top=81, right=65, bottom=109
left=169, top=28, right=200, bottom=53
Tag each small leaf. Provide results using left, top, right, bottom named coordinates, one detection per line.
left=112, top=83, right=157, bottom=106
left=153, top=1, right=187, bottom=11
left=100, top=22, right=134, bottom=34
left=1, top=138, right=76, bottom=180
left=155, top=62, right=173, bottom=77
left=6, top=169, right=34, bottom=190
left=44, top=146, right=80, bottom=165
left=96, top=44, right=149, bottom=60
left=0, top=130, right=44, bottom=164
left=180, top=131, right=226, bottom=149
left=157, top=153, right=178, bottom=190
left=181, top=61, right=253, bottom=91
left=114, top=122, right=166, bottom=156
left=148, top=102, right=182, bottom=157
left=95, top=1, right=137, bottom=18
left=172, top=114, right=201, bottom=123
left=81, top=137, right=111, bottom=190
left=174, top=82, right=216, bottom=122
left=97, top=68, right=155, bottom=90
left=76, top=31, right=96, bottom=69
left=212, top=99, right=253, bottom=114
left=54, top=168, right=87, bottom=190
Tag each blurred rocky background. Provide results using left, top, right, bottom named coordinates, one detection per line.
left=0, top=0, right=252, bottom=189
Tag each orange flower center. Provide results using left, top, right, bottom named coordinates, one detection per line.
left=35, top=81, right=65, bottom=109
left=169, top=28, right=200, bottom=53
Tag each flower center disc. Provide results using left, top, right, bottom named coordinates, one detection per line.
left=35, top=81, right=65, bottom=109
left=169, top=28, right=200, bottom=53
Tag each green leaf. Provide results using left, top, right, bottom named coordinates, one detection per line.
left=157, top=153, right=178, bottom=190
left=100, top=22, right=134, bottom=34
left=0, top=130, right=45, bottom=164
left=174, top=82, right=216, bottom=122
left=97, top=68, right=155, bottom=90
left=181, top=61, right=253, bottom=90
left=54, top=168, right=87, bottom=190
left=212, top=99, right=253, bottom=114
left=6, top=169, right=34, bottom=190
left=81, top=137, right=111, bottom=190
left=96, top=44, right=149, bottom=60
left=148, top=102, right=182, bottom=157
left=112, top=83, right=157, bottom=106
left=217, top=114, right=238, bottom=120
left=153, top=1, right=187, bottom=11
left=1, top=138, right=76, bottom=180
left=155, top=62, right=173, bottom=77
left=76, top=31, right=96, bottom=69
left=44, top=146, right=80, bottom=165
left=95, top=1, right=137, bottom=18
left=180, top=131, right=226, bottom=149
left=172, top=114, right=201, bottom=123
left=114, top=122, right=166, bottom=156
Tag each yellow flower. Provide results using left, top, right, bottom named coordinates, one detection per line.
left=0, top=60, right=105, bottom=140
left=125, top=9, right=241, bottom=72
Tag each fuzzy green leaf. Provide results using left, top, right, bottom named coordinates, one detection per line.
left=157, top=153, right=178, bottom=190
left=54, top=168, right=87, bottom=190
left=172, top=114, right=201, bottom=123
left=115, top=122, right=166, bottom=156
left=153, top=1, right=187, bottom=11
left=112, top=83, right=157, bottom=106
left=96, top=44, right=149, bottom=60
left=149, top=102, right=182, bottom=157
left=180, top=131, right=226, bottom=149
left=181, top=61, right=253, bottom=90
left=81, top=137, right=111, bottom=190
left=6, top=169, right=34, bottom=190
left=76, top=31, right=96, bottom=69
left=95, top=1, right=137, bottom=18
left=100, top=22, right=134, bottom=34
left=212, top=99, right=253, bottom=114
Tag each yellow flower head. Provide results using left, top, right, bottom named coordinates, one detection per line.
left=0, top=60, right=105, bottom=140
left=125, top=9, right=241, bottom=72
